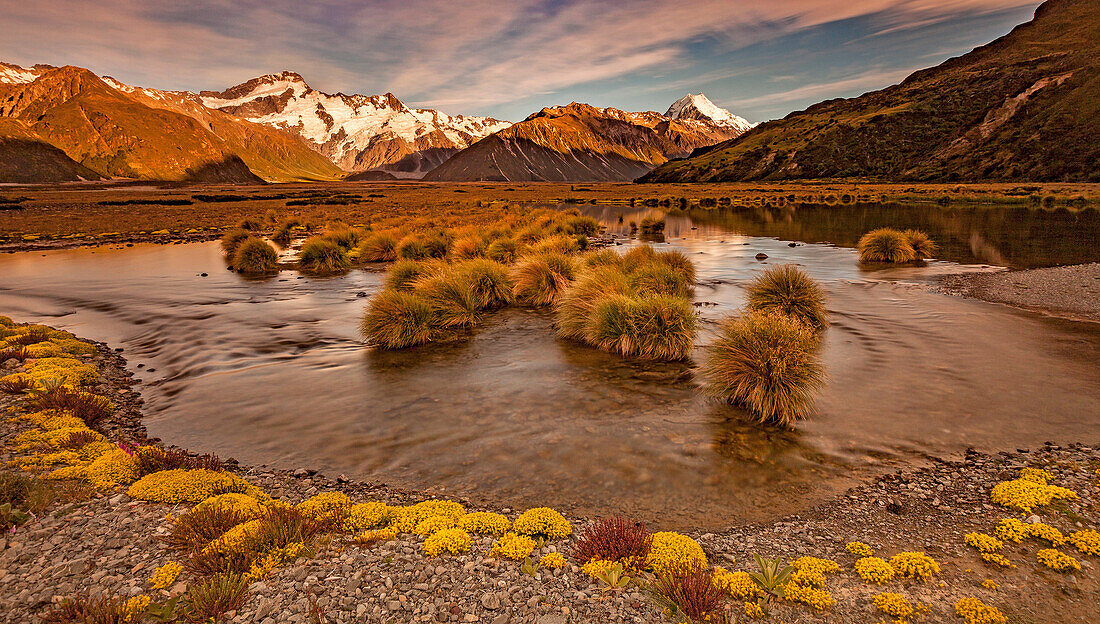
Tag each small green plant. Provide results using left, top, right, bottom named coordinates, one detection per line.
left=184, top=573, right=249, bottom=622
left=520, top=557, right=542, bottom=576
left=0, top=502, right=29, bottom=530
left=591, top=560, right=633, bottom=589
left=748, top=554, right=794, bottom=598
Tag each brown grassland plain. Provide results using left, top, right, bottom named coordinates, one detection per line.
left=1, top=180, right=1099, bottom=250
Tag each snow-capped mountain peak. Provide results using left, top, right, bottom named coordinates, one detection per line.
left=665, top=93, right=755, bottom=132
left=197, top=72, right=512, bottom=176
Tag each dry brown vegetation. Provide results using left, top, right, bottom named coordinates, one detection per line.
left=2, top=181, right=1099, bottom=247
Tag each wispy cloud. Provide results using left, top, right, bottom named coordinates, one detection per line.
left=728, top=66, right=923, bottom=108
left=0, top=0, right=1038, bottom=115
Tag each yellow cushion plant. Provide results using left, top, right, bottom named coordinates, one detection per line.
left=646, top=532, right=707, bottom=575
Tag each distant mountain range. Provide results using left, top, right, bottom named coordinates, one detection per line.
left=0, top=61, right=751, bottom=183
left=198, top=71, right=512, bottom=177
left=425, top=96, right=754, bottom=181
left=642, top=0, right=1100, bottom=183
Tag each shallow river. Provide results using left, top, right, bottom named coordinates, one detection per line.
left=2, top=203, right=1099, bottom=529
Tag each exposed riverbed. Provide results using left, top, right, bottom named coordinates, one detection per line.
left=2, top=204, right=1098, bottom=529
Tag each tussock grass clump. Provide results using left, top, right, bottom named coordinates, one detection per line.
left=360, top=289, right=436, bottom=349
left=452, top=259, right=514, bottom=309
left=511, top=252, right=577, bottom=306
left=584, top=294, right=637, bottom=356
left=414, top=273, right=482, bottom=329
left=385, top=259, right=436, bottom=291
left=556, top=246, right=698, bottom=360
left=220, top=228, right=252, bottom=258
left=903, top=229, right=937, bottom=260
left=629, top=295, right=696, bottom=360
left=746, top=264, right=828, bottom=330
left=530, top=234, right=578, bottom=255
left=298, top=237, right=351, bottom=275
left=556, top=266, right=633, bottom=341
left=358, top=232, right=399, bottom=262
left=629, top=261, right=693, bottom=298
left=486, top=238, right=520, bottom=263
left=322, top=226, right=361, bottom=250
left=232, top=237, right=279, bottom=274
left=450, top=235, right=485, bottom=259
left=237, top=217, right=261, bottom=231
left=398, top=233, right=448, bottom=260
left=702, top=311, right=824, bottom=426
left=165, top=505, right=250, bottom=553
left=858, top=228, right=915, bottom=264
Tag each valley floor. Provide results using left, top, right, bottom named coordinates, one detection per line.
left=1, top=323, right=1098, bottom=623
left=2, top=180, right=1100, bottom=250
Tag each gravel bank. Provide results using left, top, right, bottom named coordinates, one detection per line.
left=2, top=326, right=1099, bottom=623
left=940, top=263, right=1100, bottom=322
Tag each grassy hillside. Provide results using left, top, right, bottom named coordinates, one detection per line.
left=641, top=0, right=1100, bottom=183
left=0, top=118, right=103, bottom=183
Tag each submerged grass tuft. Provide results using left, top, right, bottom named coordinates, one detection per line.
left=360, top=289, right=437, bottom=349
left=232, top=237, right=279, bottom=274
left=746, top=264, right=828, bottom=330
left=299, top=237, right=351, bottom=275
left=858, top=228, right=915, bottom=264
left=702, top=311, right=824, bottom=426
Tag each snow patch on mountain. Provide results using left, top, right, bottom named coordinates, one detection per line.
left=666, top=93, right=755, bottom=133
left=198, top=73, right=512, bottom=173
left=0, top=62, right=46, bottom=85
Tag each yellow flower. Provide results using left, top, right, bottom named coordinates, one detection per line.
left=345, top=502, right=389, bottom=532
left=990, top=471, right=1076, bottom=513
left=790, top=556, right=840, bottom=575
left=993, top=518, right=1028, bottom=542
left=979, top=552, right=1014, bottom=568
left=1019, top=467, right=1053, bottom=483
left=414, top=515, right=456, bottom=535
left=127, top=469, right=268, bottom=504
left=784, top=582, right=833, bottom=610
left=150, top=562, right=183, bottom=591
left=964, top=533, right=1003, bottom=553
left=457, top=511, right=511, bottom=535
left=955, top=597, right=1007, bottom=624
left=981, top=579, right=999, bottom=590
left=580, top=558, right=617, bottom=579
left=296, top=491, right=351, bottom=525
left=1068, top=529, right=1100, bottom=556
left=888, top=552, right=939, bottom=581
left=789, top=568, right=826, bottom=588
left=512, top=507, right=572, bottom=540
left=422, top=528, right=471, bottom=556
left=194, top=493, right=267, bottom=520
left=712, top=568, right=762, bottom=600
left=540, top=552, right=566, bottom=569
left=121, top=595, right=151, bottom=622
left=356, top=526, right=398, bottom=546
left=492, top=532, right=537, bottom=560
left=1036, top=548, right=1080, bottom=572
left=855, top=557, right=895, bottom=584
left=743, top=601, right=764, bottom=619
left=873, top=592, right=914, bottom=619
left=645, top=532, right=707, bottom=576
left=846, top=541, right=874, bottom=558
left=1025, top=523, right=1066, bottom=547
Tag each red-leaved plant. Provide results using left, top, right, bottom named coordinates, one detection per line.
left=654, top=567, right=727, bottom=623
left=571, top=515, right=652, bottom=567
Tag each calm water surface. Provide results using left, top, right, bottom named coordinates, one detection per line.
left=2, top=203, right=1098, bottom=529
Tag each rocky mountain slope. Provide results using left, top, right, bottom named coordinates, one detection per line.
left=424, top=97, right=751, bottom=182
left=641, top=0, right=1100, bottom=183
left=0, top=63, right=341, bottom=183
left=199, top=72, right=512, bottom=177
left=0, top=117, right=103, bottom=183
